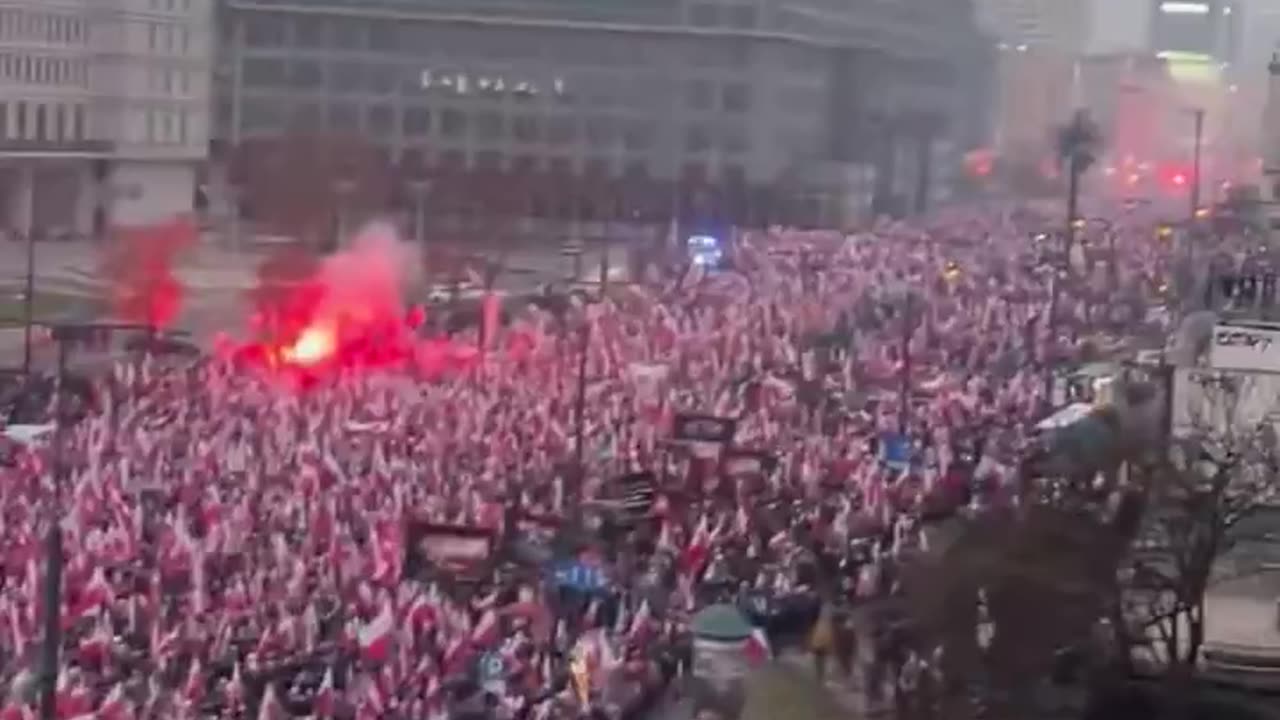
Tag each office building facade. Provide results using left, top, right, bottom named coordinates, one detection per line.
left=1149, top=0, right=1239, bottom=62
left=213, top=0, right=992, bottom=229
left=0, top=0, right=214, bottom=238
left=975, top=0, right=1090, bottom=53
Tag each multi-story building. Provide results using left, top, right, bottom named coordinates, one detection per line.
left=1150, top=0, right=1240, bottom=63
left=990, top=45, right=1078, bottom=167
left=1084, top=0, right=1151, bottom=56
left=1261, top=51, right=1280, bottom=230
left=0, top=0, right=214, bottom=238
left=1078, top=54, right=1171, bottom=166
left=975, top=0, right=1090, bottom=53
left=213, top=0, right=992, bottom=231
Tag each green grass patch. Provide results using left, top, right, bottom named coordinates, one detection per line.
left=0, top=288, right=101, bottom=324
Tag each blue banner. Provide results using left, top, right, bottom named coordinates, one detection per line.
left=552, top=561, right=609, bottom=592
left=882, top=433, right=911, bottom=470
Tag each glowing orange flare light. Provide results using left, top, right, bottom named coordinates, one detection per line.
left=283, top=325, right=337, bottom=366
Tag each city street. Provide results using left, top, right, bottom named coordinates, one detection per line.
left=0, top=233, right=627, bottom=368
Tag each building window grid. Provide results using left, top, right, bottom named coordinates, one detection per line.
left=234, top=35, right=761, bottom=175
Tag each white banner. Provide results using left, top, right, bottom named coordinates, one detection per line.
left=1208, top=324, right=1280, bottom=373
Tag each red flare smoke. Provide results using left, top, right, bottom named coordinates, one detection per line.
left=240, top=223, right=478, bottom=377
left=103, top=216, right=196, bottom=329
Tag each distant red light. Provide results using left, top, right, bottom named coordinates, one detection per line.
left=1172, top=173, right=1187, bottom=186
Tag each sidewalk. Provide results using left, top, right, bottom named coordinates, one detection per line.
left=776, top=650, right=890, bottom=718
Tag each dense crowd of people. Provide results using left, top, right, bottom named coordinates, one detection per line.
left=0, top=204, right=1182, bottom=720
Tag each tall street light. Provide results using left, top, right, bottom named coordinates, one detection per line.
left=22, top=229, right=35, bottom=374
left=407, top=178, right=433, bottom=247
left=1189, top=108, right=1205, bottom=221
left=7, top=320, right=172, bottom=720
left=884, top=284, right=920, bottom=435
left=36, top=333, right=69, bottom=720
left=1047, top=110, right=1101, bottom=406
left=333, top=177, right=356, bottom=249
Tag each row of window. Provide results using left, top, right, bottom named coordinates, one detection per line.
left=365, top=148, right=749, bottom=187
left=685, top=80, right=752, bottom=113
left=237, top=14, right=756, bottom=67
left=686, top=2, right=760, bottom=29
left=149, top=67, right=195, bottom=97
left=238, top=58, right=754, bottom=116
left=143, top=109, right=189, bottom=145
left=0, top=101, right=194, bottom=147
left=0, top=9, right=87, bottom=46
left=239, top=97, right=670, bottom=149
left=147, top=22, right=192, bottom=55
left=0, top=101, right=87, bottom=143
left=238, top=96, right=755, bottom=154
left=149, top=0, right=195, bottom=13
left=0, top=53, right=88, bottom=88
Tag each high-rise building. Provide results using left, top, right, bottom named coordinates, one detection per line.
left=1084, top=0, right=1151, bottom=56
left=975, top=0, right=1091, bottom=53
left=990, top=46, right=1078, bottom=162
left=1149, top=0, right=1240, bottom=62
left=0, top=0, right=214, bottom=238
left=212, top=0, right=992, bottom=229
left=1261, top=52, right=1280, bottom=227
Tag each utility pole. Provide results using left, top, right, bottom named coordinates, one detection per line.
left=1043, top=258, right=1060, bottom=408
left=5, top=320, right=168, bottom=720
left=572, top=319, right=591, bottom=507
left=37, top=337, right=69, bottom=720
left=23, top=230, right=35, bottom=374
left=407, top=178, right=432, bottom=247
left=1190, top=108, right=1205, bottom=221
left=899, top=290, right=913, bottom=435
left=598, top=237, right=611, bottom=295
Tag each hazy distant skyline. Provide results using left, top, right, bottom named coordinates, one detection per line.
left=979, top=0, right=1276, bottom=66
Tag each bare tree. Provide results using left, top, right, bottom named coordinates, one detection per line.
left=900, top=491, right=1140, bottom=720
left=1116, top=373, right=1280, bottom=689
left=897, top=379, right=1170, bottom=720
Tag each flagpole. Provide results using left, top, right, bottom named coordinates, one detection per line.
left=899, top=290, right=913, bottom=435
left=572, top=319, right=590, bottom=508
left=38, top=336, right=69, bottom=720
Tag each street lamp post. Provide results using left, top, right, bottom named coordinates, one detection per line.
left=1037, top=229, right=1063, bottom=408
left=334, top=178, right=356, bottom=248
left=36, top=336, right=69, bottom=720
left=23, top=230, right=35, bottom=374
left=888, top=285, right=918, bottom=435
left=227, top=184, right=243, bottom=253
left=899, top=289, right=913, bottom=435
left=407, top=178, right=433, bottom=247
left=1190, top=108, right=1205, bottom=221
left=2, top=320, right=170, bottom=720
left=572, top=318, right=590, bottom=488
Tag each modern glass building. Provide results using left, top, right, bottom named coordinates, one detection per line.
left=213, top=0, right=992, bottom=229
